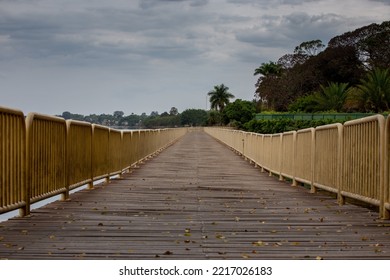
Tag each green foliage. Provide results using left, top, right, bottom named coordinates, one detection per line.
left=311, top=82, right=349, bottom=112
left=254, top=21, right=390, bottom=112
left=328, top=21, right=390, bottom=69
left=207, top=110, right=222, bottom=126
left=254, top=61, right=282, bottom=77
left=143, top=115, right=181, bottom=128
left=207, top=84, right=235, bottom=112
left=294, top=39, right=325, bottom=57
left=288, top=95, right=318, bottom=112
left=181, top=109, right=208, bottom=126
left=244, top=119, right=344, bottom=134
left=222, top=99, right=256, bottom=127
left=355, top=68, right=390, bottom=112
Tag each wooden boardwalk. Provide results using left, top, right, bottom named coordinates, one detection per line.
left=0, top=130, right=389, bottom=259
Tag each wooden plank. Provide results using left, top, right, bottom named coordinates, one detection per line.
left=0, top=131, right=390, bottom=259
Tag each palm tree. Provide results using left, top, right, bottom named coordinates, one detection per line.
left=311, top=82, right=349, bottom=112
left=207, top=84, right=235, bottom=112
left=356, top=68, right=390, bottom=112
left=254, top=61, right=282, bottom=77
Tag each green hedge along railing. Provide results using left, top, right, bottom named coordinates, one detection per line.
left=255, top=113, right=384, bottom=121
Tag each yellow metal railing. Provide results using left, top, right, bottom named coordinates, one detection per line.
left=0, top=107, right=26, bottom=215
left=280, top=131, right=295, bottom=182
left=385, top=117, right=390, bottom=219
left=67, top=120, right=93, bottom=193
left=313, top=123, right=342, bottom=199
left=295, top=128, right=314, bottom=188
left=205, top=114, right=390, bottom=219
left=341, top=116, right=384, bottom=210
left=0, top=106, right=187, bottom=217
left=26, top=113, right=67, bottom=215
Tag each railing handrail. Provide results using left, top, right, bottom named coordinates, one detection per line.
left=205, top=114, right=390, bottom=219
left=0, top=106, right=187, bottom=217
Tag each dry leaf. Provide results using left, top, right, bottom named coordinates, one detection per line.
left=163, top=250, right=173, bottom=255
left=215, top=233, right=225, bottom=239
left=252, top=241, right=265, bottom=246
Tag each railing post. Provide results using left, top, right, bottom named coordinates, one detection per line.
left=384, top=117, right=390, bottom=219
left=337, top=124, right=345, bottom=206
left=278, top=134, right=283, bottom=181
left=292, top=131, right=297, bottom=187
left=310, top=128, right=315, bottom=193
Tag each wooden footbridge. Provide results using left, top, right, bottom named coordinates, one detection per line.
left=0, top=107, right=390, bottom=259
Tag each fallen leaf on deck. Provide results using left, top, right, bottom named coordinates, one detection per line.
left=163, top=250, right=173, bottom=255
left=215, top=233, right=225, bottom=239
left=252, top=241, right=265, bottom=246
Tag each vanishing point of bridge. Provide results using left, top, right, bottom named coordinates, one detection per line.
left=0, top=106, right=390, bottom=259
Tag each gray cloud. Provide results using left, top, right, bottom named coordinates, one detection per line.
left=370, top=0, right=390, bottom=4
left=139, top=0, right=209, bottom=9
left=236, top=11, right=347, bottom=56
left=0, top=0, right=389, bottom=115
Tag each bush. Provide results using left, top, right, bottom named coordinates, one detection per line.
left=243, top=119, right=344, bottom=134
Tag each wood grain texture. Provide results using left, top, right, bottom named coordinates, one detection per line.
left=0, top=131, right=389, bottom=259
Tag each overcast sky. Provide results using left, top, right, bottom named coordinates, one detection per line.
left=0, top=0, right=389, bottom=116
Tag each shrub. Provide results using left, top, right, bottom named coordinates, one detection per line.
left=243, top=119, right=344, bottom=134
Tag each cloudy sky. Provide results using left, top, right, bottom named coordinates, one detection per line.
left=0, top=0, right=389, bottom=116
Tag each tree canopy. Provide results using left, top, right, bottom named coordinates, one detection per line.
left=208, top=84, right=235, bottom=112
left=254, top=21, right=389, bottom=112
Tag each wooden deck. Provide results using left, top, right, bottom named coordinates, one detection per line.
left=0, top=130, right=389, bottom=259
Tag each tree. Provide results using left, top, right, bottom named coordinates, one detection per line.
left=181, top=109, right=208, bottom=126
left=254, top=42, right=323, bottom=111
left=113, top=111, right=124, bottom=119
left=254, top=61, right=282, bottom=77
left=328, top=21, right=390, bottom=69
left=310, top=82, right=349, bottom=112
left=256, top=43, right=364, bottom=111
left=353, top=68, right=390, bottom=112
left=207, top=110, right=222, bottom=126
left=222, top=99, right=256, bottom=127
left=169, top=107, right=179, bottom=116
left=294, top=39, right=325, bottom=57
left=207, top=84, right=235, bottom=112
left=62, top=111, right=72, bottom=120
